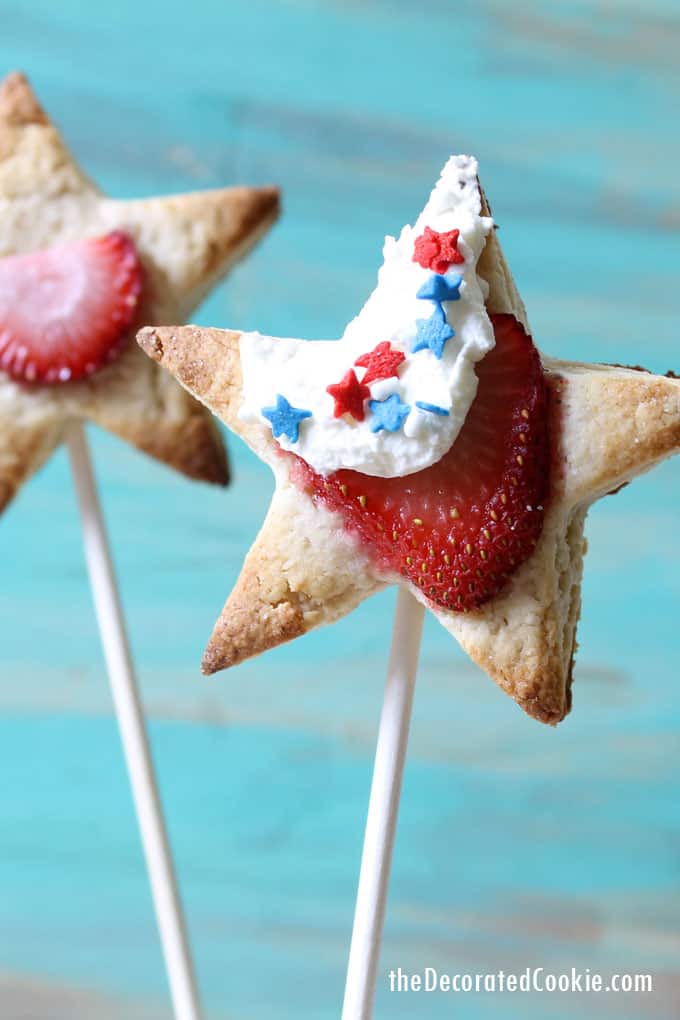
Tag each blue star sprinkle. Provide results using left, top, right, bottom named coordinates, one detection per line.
left=415, top=401, right=450, bottom=416
left=261, top=394, right=312, bottom=443
left=412, top=304, right=455, bottom=359
left=416, top=272, right=463, bottom=305
left=368, top=394, right=411, bottom=433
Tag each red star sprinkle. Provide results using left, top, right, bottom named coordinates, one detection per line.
left=326, top=369, right=371, bottom=421
left=413, top=226, right=464, bottom=274
left=354, top=341, right=406, bottom=385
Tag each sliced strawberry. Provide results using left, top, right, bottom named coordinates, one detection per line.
left=290, top=313, right=550, bottom=612
left=0, top=230, right=143, bottom=384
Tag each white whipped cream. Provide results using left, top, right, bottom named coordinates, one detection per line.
left=239, top=155, right=495, bottom=478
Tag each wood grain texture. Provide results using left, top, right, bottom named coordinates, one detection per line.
left=0, top=1, right=679, bottom=1018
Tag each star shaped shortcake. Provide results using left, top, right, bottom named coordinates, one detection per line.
left=138, top=157, right=679, bottom=725
left=0, top=72, right=279, bottom=512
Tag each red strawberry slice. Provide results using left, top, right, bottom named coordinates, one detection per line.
left=0, top=230, right=143, bottom=384
left=290, top=313, right=549, bottom=612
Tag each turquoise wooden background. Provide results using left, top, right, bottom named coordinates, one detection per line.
left=1, top=2, right=679, bottom=1018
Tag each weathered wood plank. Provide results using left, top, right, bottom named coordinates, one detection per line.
left=0, top=1, right=678, bottom=1017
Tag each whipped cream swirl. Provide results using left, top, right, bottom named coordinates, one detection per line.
left=239, top=155, right=495, bottom=478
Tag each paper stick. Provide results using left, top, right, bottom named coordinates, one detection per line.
left=66, top=422, right=202, bottom=1020
left=341, top=587, right=425, bottom=1020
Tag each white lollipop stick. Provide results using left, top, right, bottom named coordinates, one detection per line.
left=66, top=422, right=202, bottom=1020
left=341, top=587, right=425, bottom=1020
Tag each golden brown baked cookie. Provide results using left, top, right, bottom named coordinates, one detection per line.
left=137, top=167, right=679, bottom=725
left=0, top=72, right=280, bottom=511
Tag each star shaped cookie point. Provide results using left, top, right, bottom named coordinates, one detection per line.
left=138, top=157, right=680, bottom=725
left=0, top=70, right=48, bottom=125
left=0, top=71, right=280, bottom=512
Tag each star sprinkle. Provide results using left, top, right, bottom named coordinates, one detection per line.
left=413, top=226, right=464, bottom=274
left=415, top=401, right=449, bottom=416
left=416, top=272, right=464, bottom=305
left=354, top=342, right=405, bottom=385
left=139, top=164, right=680, bottom=728
left=326, top=369, right=371, bottom=421
left=0, top=72, right=279, bottom=513
left=412, top=304, right=455, bottom=359
left=262, top=395, right=312, bottom=442
left=367, top=394, right=411, bottom=433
